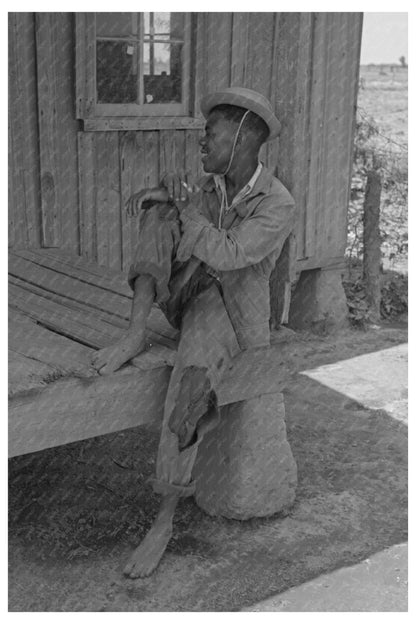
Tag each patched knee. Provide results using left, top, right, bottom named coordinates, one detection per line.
left=168, top=366, right=213, bottom=450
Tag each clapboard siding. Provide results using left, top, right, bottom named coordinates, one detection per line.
left=8, top=13, right=41, bottom=249
left=48, top=13, right=80, bottom=254
left=8, top=12, right=363, bottom=272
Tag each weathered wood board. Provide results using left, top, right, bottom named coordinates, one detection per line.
left=9, top=310, right=95, bottom=396
left=9, top=367, right=172, bottom=457
left=9, top=249, right=179, bottom=347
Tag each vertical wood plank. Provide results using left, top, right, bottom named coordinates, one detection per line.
left=175, top=130, right=187, bottom=175
left=304, top=13, right=328, bottom=259
left=316, top=13, right=338, bottom=260
left=245, top=13, right=275, bottom=93
left=159, top=130, right=176, bottom=176
left=331, top=13, right=362, bottom=256
left=77, top=131, right=96, bottom=261
left=119, top=132, right=136, bottom=271
left=94, top=132, right=121, bottom=270
left=185, top=129, right=204, bottom=184
left=206, top=13, right=233, bottom=93
left=275, top=13, right=302, bottom=190
left=54, top=13, right=84, bottom=255
left=107, top=133, right=122, bottom=271
left=193, top=13, right=207, bottom=115
left=265, top=13, right=280, bottom=174
left=95, top=132, right=110, bottom=266
left=35, top=13, right=62, bottom=247
left=143, top=131, right=160, bottom=188
left=292, top=13, right=314, bottom=259
left=8, top=13, right=41, bottom=249
left=94, top=132, right=122, bottom=269
left=75, top=13, right=96, bottom=119
left=129, top=132, right=146, bottom=263
left=230, top=13, right=249, bottom=86
left=8, top=120, right=15, bottom=248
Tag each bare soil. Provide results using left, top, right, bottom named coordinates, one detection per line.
left=9, top=324, right=407, bottom=611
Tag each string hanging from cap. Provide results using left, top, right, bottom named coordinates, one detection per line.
left=218, top=109, right=250, bottom=229
left=222, top=109, right=250, bottom=177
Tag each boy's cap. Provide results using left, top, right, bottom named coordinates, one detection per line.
left=200, top=87, right=281, bottom=141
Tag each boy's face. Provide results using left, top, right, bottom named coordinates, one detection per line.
left=199, top=111, right=238, bottom=174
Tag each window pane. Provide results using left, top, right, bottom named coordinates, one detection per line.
left=94, top=12, right=186, bottom=107
left=144, top=12, right=171, bottom=35
left=143, top=42, right=182, bottom=103
left=96, top=13, right=134, bottom=37
left=96, top=41, right=137, bottom=103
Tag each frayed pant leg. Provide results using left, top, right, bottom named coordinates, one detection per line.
left=150, top=283, right=241, bottom=498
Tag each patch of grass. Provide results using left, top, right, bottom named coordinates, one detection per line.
left=342, top=259, right=408, bottom=328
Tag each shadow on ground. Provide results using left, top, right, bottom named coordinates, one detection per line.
left=8, top=327, right=408, bottom=611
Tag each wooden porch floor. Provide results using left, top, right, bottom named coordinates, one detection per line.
left=9, top=249, right=288, bottom=457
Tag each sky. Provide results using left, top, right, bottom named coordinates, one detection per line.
left=360, top=12, right=408, bottom=64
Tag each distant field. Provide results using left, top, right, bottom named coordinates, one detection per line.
left=357, top=66, right=407, bottom=148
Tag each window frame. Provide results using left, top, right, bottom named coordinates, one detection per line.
left=75, top=12, right=204, bottom=131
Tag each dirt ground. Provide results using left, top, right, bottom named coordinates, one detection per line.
left=8, top=322, right=408, bottom=612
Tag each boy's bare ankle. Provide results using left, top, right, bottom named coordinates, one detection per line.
left=124, top=328, right=146, bottom=346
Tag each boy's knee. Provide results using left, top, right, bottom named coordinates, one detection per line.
left=138, top=203, right=181, bottom=249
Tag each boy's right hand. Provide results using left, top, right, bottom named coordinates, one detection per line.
left=125, top=187, right=169, bottom=217
left=161, top=173, right=199, bottom=203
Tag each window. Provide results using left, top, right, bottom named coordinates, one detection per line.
left=76, top=12, right=202, bottom=130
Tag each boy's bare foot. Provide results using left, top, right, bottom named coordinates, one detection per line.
left=123, top=494, right=179, bottom=578
left=91, top=333, right=146, bottom=375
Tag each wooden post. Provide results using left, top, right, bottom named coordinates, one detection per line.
left=270, top=233, right=297, bottom=328
left=363, top=169, right=382, bottom=322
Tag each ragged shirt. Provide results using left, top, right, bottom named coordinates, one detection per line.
left=176, top=165, right=296, bottom=350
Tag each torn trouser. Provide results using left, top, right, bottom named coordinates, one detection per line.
left=128, top=203, right=241, bottom=497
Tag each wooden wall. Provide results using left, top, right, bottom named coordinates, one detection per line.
left=8, top=12, right=362, bottom=274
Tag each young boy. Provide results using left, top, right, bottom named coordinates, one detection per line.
left=91, top=87, right=296, bottom=578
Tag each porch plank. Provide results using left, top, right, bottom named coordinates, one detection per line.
left=9, top=311, right=95, bottom=377
left=9, top=351, right=58, bottom=399
left=9, top=281, right=126, bottom=348
left=9, top=366, right=171, bottom=457
left=9, top=249, right=179, bottom=343
left=9, top=252, right=132, bottom=320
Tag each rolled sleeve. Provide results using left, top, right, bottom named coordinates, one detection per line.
left=178, top=197, right=296, bottom=271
